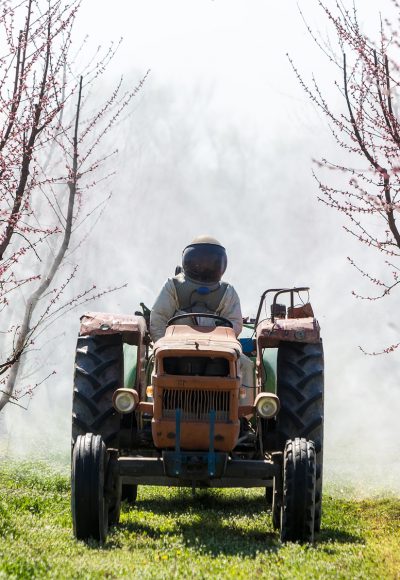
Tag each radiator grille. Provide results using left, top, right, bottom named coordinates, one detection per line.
left=162, top=389, right=230, bottom=422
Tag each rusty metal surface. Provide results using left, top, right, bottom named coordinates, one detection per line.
left=238, top=405, right=254, bottom=418
left=152, top=376, right=240, bottom=422
left=154, top=325, right=242, bottom=357
left=256, top=316, right=320, bottom=347
left=287, top=302, right=314, bottom=319
left=79, top=311, right=147, bottom=343
left=152, top=349, right=241, bottom=450
left=156, top=344, right=239, bottom=359
left=151, top=418, right=240, bottom=452
left=137, top=401, right=153, bottom=415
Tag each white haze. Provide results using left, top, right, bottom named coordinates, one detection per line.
left=1, top=0, right=399, bottom=494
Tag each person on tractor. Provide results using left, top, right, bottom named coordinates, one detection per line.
left=150, top=235, right=254, bottom=390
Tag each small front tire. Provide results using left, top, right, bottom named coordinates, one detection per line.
left=280, top=438, right=316, bottom=543
left=71, top=433, right=108, bottom=542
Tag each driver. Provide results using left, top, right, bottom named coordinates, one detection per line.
left=150, top=235, right=254, bottom=389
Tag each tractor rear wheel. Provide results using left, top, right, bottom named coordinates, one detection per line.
left=71, top=433, right=108, bottom=542
left=276, top=341, right=324, bottom=531
left=280, top=438, right=316, bottom=543
left=72, top=334, right=123, bottom=447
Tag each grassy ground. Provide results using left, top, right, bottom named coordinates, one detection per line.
left=0, top=461, right=399, bottom=579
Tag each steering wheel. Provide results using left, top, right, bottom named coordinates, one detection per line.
left=166, top=312, right=233, bottom=329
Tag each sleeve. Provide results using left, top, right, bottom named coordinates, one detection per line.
left=217, top=285, right=243, bottom=337
left=150, top=279, right=178, bottom=342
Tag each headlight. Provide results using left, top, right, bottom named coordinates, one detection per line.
left=254, top=393, right=280, bottom=419
left=112, top=388, right=139, bottom=414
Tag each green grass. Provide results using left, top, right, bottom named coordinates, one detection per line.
left=0, top=460, right=399, bottom=579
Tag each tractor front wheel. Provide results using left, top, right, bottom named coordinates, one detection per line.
left=280, top=438, right=316, bottom=543
left=71, top=433, right=108, bottom=542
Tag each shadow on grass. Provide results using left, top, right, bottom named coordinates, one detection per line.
left=106, top=493, right=363, bottom=556
left=138, top=490, right=265, bottom=515
left=117, top=518, right=277, bottom=556
left=317, top=528, right=363, bottom=545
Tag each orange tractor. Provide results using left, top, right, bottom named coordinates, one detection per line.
left=71, top=288, right=324, bottom=543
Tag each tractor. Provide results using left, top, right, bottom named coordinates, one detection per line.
left=71, top=287, right=324, bottom=544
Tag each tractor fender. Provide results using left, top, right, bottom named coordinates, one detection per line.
left=256, top=317, right=320, bottom=349
left=79, top=312, right=147, bottom=346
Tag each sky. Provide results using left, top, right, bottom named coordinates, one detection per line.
left=2, top=0, right=399, bottom=491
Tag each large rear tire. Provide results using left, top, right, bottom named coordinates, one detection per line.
left=72, top=335, right=123, bottom=447
left=280, top=438, right=316, bottom=543
left=71, top=433, right=108, bottom=542
left=276, top=341, right=324, bottom=531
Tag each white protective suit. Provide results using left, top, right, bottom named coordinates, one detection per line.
left=150, top=273, right=254, bottom=393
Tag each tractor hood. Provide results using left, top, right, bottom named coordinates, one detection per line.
left=154, top=324, right=242, bottom=359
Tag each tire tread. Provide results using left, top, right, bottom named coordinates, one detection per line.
left=72, top=335, right=123, bottom=448
left=280, top=437, right=316, bottom=543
